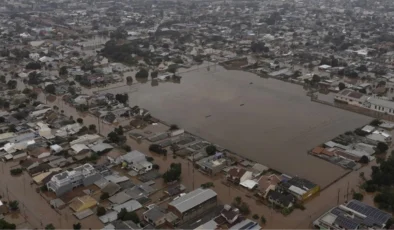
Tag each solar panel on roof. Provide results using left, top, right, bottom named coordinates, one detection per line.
left=240, top=222, right=257, bottom=230
left=335, top=216, right=359, bottom=229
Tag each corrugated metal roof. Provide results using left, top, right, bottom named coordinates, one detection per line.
left=169, top=188, right=216, bottom=213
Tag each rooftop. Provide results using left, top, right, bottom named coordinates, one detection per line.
left=169, top=188, right=217, bottom=213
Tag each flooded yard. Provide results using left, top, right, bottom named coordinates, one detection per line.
left=97, top=65, right=371, bottom=187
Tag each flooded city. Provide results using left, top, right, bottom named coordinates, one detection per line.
left=94, top=65, right=371, bottom=187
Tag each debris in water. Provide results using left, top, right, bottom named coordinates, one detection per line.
left=240, top=104, right=245, bottom=106
left=205, top=115, right=211, bottom=118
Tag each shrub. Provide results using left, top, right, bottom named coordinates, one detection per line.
left=97, top=206, right=106, bottom=216
left=100, top=192, right=110, bottom=200
left=252, top=214, right=259, bottom=220
left=261, top=216, right=266, bottom=224
left=10, top=168, right=23, bottom=176
left=153, top=164, right=160, bottom=170
left=353, top=192, right=364, bottom=201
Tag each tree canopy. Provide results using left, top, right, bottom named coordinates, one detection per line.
left=45, top=84, right=56, bottom=95
left=25, top=62, right=41, bottom=70
left=135, top=69, right=149, bottom=78
left=163, top=163, right=182, bottom=183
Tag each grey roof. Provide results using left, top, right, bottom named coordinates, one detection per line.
left=108, top=191, right=132, bottom=204
left=101, top=223, right=115, bottom=230
left=90, top=143, right=114, bottom=153
left=73, top=209, right=94, bottom=220
left=122, top=150, right=146, bottom=164
left=367, top=97, right=394, bottom=110
left=169, top=188, right=217, bottom=213
left=49, top=198, right=65, bottom=208
left=229, top=219, right=260, bottom=230
left=95, top=178, right=110, bottom=189
left=102, top=182, right=121, bottom=196
left=99, top=211, right=118, bottom=224
left=143, top=206, right=166, bottom=222
left=112, top=199, right=142, bottom=213
left=113, top=220, right=141, bottom=230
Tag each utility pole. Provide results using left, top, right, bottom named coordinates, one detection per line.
left=337, top=188, right=340, bottom=205
left=346, top=181, right=350, bottom=202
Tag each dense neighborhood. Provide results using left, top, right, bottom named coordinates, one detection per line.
left=1, top=0, right=394, bottom=229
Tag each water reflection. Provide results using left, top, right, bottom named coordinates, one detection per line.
left=136, top=77, right=148, bottom=84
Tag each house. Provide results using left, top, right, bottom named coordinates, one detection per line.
left=229, top=219, right=261, bottom=230
left=47, top=164, right=102, bottom=196
left=106, top=149, right=123, bottom=164
left=101, top=182, right=121, bottom=196
left=334, top=89, right=366, bottom=106
left=227, top=167, right=246, bottom=184
left=196, top=153, right=228, bottom=176
left=258, top=174, right=282, bottom=198
left=99, top=211, right=118, bottom=224
left=122, top=150, right=152, bottom=174
left=69, top=195, right=97, bottom=212
left=168, top=188, right=217, bottom=223
left=113, top=220, right=141, bottom=230
left=143, top=205, right=167, bottom=227
left=70, top=134, right=101, bottom=146
left=313, top=200, right=391, bottom=229
left=220, top=205, right=240, bottom=224
left=266, top=190, right=295, bottom=209
left=279, top=176, right=320, bottom=201
left=112, top=200, right=142, bottom=213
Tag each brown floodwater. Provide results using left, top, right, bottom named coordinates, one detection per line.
left=95, top=65, right=371, bottom=187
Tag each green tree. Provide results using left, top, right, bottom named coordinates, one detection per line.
left=100, top=192, right=109, bottom=200
left=234, top=196, right=242, bottom=205
left=97, top=206, right=106, bottom=216
left=135, top=69, right=149, bottom=78
left=0, top=75, right=6, bottom=84
left=377, top=142, right=389, bottom=153
left=7, top=80, right=17, bottom=89
left=45, top=224, right=55, bottom=230
left=353, top=192, right=364, bottom=201
left=167, top=64, right=178, bottom=75
left=45, top=84, right=56, bottom=94
left=151, top=71, right=158, bottom=78
left=338, top=82, right=346, bottom=91
left=205, top=145, right=217, bottom=155
left=0, top=219, right=16, bottom=229
left=261, top=216, right=266, bottom=224
left=73, top=223, right=81, bottom=230
left=9, top=200, right=19, bottom=211
left=77, top=118, right=83, bottom=124
left=252, top=214, right=259, bottom=220
left=126, top=76, right=133, bottom=84
left=163, top=163, right=182, bottom=183
left=88, top=124, right=97, bottom=133
left=59, top=66, right=68, bottom=76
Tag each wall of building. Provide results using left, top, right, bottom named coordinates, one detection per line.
left=301, top=185, right=320, bottom=201
left=82, top=173, right=102, bottom=186
left=181, top=197, right=217, bottom=223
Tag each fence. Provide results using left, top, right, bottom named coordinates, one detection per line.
left=311, top=98, right=394, bottom=122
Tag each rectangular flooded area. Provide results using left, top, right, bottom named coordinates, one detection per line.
left=107, top=65, right=371, bottom=187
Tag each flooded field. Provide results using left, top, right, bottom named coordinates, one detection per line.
left=98, top=65, right=371, bottom=187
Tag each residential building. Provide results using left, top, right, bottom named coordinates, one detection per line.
left=229, top=219, right=261, bottom=230
left=47, top=163, right=102, bottom=196
left=143, top=205, right=167, bottom=227
left=226, top=167, right=246, bottom=184
left=313, top=200, right=391, bottom=229
left=69, top=195, right=97, bottom=212
left=279, top=176, right=320, bottom=201
left=196, top=153, right=228, bottom=176
left=168, top=188, right=217, bottom=223
left=258, top=174, right=282, bottom=198
left=266, top=190, right=295, bottom=209
left=121, top=150, right=152, bottom=174
left=334, top=89, right=366, bottom=106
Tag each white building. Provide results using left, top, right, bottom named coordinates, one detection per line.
left=47, top=164, right=101, bottom=196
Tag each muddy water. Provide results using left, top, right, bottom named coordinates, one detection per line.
left=96, top=65, right=371, bottom=187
